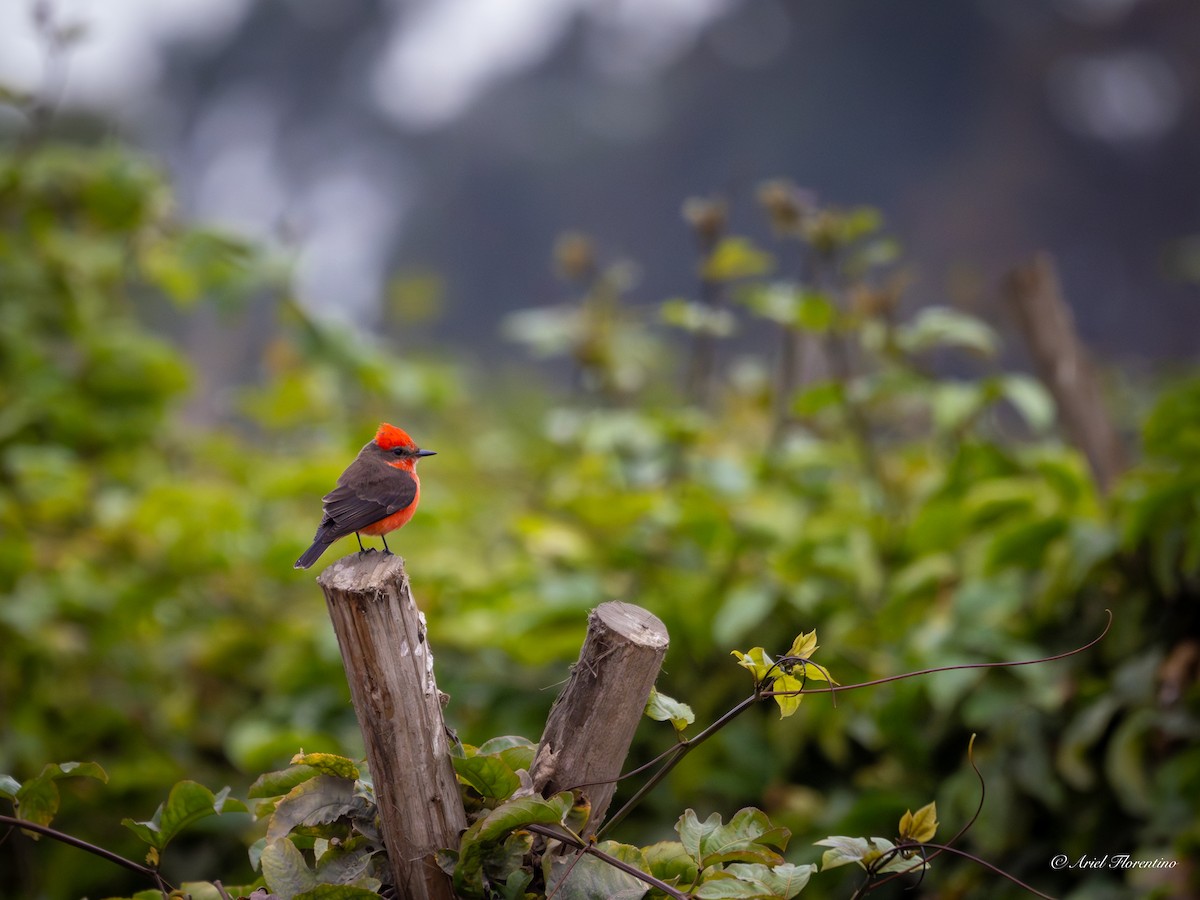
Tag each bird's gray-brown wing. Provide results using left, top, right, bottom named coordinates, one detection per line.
left=310, top=453, right=418, bottom=542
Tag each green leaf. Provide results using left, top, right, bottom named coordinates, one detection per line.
left=502, top=306, right=585, bottom=357
left=122, top=781, right=247, bottom=851
left=1105, top=708, right=1155, bottom=815
left=1141, top=376, right=1200, bottom=461
left=999, top=374, right=1055, bottom=432
left=678, top=810, right=723, bottom=865
left=739, top=284, right=834, bottom=333
left=738, top=862, right=816, bottom=899
left=267, top=775, right=363, bottom=842
left=14, top=762, right=108, bottom=831
left=896, top=307, right=998, bottom=358
left=661, top=298, right=737, bottom=337
left=498, top=869, right=533, bottom=900
left=463, top=739, right=535, bottom=782
left=475, top=735, right=537, bottom=756
left=476, top=792, right=573, bottom=843
left=931, top=381, right=985, bottom=433
left=1056, top=695, right=1121, bottom=790
left=816, top=836, right=921, bottom=875
left=693, top=876, right=772, bottom=899
left=180, top=882, right=267, bottom=900
left=795, top=292, right=835, bottom=333
left=695, top=862, right=815, bottom=899
left=249, top=837, right=268, bottom=872
left=453, top=736, right=536, bottom=800
left=876, top=850, right=928, bottom=875
left=890, top=553, right=957, bottom=601
left=703, top=237, right=774, bottom=282
left=289, top=753, right=360, bottom=781
left=261, top=837, right=317, bottom=897
left=487, top=830, right=534, bottom=887
left=295, top=886, right=383, bottom=899
left=712, top=583, right=775, bottom=646
left=455, top=793, right=575, bottom=898
left=452, top=753, right=521, bottom=800
left=545, top=841, right=649, bottom=900
left=314, top=834, right=377, bottom=885
left=249, top=766, right=323, bottom=799
left=495, top=746, right=537, bottom=778
left=985, top=516, right=1068, bottom=572
left=792, top=381, right=845, bottom=417
left=679, top=808, right=790, bottom=869
left=49, top=761, right=107, bottom=781
left=815, top=835, right=871, bottom=871
left=739, top=282, right=799, bottom=325
left=14, top=777, right=61, bottom=832
left=645, top=687, right=696, bottom=732
left=642, top=840, right=697, bottom=886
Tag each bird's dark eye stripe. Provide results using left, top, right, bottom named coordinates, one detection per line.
left=391, top=447, right=407, bottom=456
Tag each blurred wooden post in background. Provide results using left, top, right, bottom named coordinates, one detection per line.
left=531, top=601, right=669, bottom=835
left=1003, top=252, right=1128, bottom=493
left=317, top=553, right=466, bottom=900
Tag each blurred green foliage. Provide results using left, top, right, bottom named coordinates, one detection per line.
left=1, top=131, right=1197, bottom=900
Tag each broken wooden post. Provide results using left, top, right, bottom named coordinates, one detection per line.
left=531, top=601, right=669, bottom=835
left=1002, top=252, right=1128, bottom=492
left=316, top=553, right=466, bottom=900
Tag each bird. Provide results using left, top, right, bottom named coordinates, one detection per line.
left=294, top=423, right=436, bottom=570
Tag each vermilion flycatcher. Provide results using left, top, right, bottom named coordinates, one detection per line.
left=294, top=423, right=435, bottom=569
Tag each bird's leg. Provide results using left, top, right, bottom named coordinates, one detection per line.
left=381, top=534, right=392, bottom=556
left=355, top=533, right=367, bottom=553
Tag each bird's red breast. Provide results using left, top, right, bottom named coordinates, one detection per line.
left=358, top=470, right=421, bottom=535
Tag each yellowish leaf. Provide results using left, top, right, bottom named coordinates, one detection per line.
left=774, top=672, right=804, bottom=718
left=732, top=647, right=775, bottom=683
left=899, top=801, right=938, bottom=843
left=797, top=661, right=837, bottom=685
left=787, top=630, right=819, bottom=660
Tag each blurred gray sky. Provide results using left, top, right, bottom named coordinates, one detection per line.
left=2, top=0, right=1197, bottom=362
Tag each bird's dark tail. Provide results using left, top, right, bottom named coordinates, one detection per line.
left=294, top=540, right=332, bottom=570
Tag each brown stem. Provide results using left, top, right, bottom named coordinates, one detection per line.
left=0, top=813, right=171, bottom=893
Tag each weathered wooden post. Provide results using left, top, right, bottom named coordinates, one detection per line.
left=316, top=553, right=466, bottom=900
left=1003, top=252, right=1128, bottom=492
left=531, top=601, right=670, bottom=835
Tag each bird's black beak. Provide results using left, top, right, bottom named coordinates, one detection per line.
left=416, top=449, right=437, bottom=457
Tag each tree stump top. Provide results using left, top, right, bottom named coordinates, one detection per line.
left=594, top=601, right=669, bottom=650
left=316, top=550, right=408, bottom=592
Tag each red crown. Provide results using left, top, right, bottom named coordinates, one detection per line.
left=374, top=423, right=416, bottom=451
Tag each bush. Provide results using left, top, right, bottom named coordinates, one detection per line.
left=1, top=135, right=1197, bottom=899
